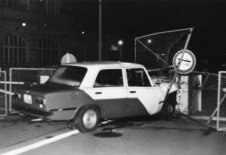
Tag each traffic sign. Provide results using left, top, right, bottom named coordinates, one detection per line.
left=173, top=49, right=196, bottom=74
left=61, top=53, right=77, bottom=64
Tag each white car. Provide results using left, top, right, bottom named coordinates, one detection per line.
left=13, top=61, right=179, bottom=132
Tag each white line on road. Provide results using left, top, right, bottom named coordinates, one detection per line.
left=1, top=130, right=80, bottom=155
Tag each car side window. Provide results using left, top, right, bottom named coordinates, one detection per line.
left=94, top=69, right=123, bottom=87
left=127, top=68, right=151, bottom=87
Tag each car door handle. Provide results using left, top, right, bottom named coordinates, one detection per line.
left=129, top=91, right=136, bottom=94
left=95, top=92, right=102, bottom=94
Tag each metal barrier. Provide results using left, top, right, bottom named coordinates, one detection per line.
left=215, top=71, right=226, bottom=131
left=186, top=71, right=226, bottom=131
left=187, top=72, right=219, bottom=117
left=0, top=71, right=7, bottom=116
left=6, top=67, right=225, bottom=131
left=9, top=68, right=55, bottom=113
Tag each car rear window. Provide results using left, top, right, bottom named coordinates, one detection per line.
left=47, top=66, right=87, bottom=87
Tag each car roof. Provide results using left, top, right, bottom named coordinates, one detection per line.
left=63, top=61, right=144, bottom=69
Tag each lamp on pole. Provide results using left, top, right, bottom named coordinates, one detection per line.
left=98, top=0, right=102, bottom=61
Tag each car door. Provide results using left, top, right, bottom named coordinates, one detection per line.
left=126, top=68, right=161, bottom=116
left=83, top=68, right=128, bottom=119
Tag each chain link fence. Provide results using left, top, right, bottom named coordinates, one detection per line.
left=134, top=28, right=192, bottom=70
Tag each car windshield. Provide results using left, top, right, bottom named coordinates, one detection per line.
left=47, top=66, right=87, bottom=87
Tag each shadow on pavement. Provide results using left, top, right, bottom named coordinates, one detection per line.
left=94, top=114, right=217, bottom=138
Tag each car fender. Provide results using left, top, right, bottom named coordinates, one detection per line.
left=159, top=82, right=178, bottom=102
left=46, top=89, right=101, bottom=121
left=68, top=90, right=103, bottom=120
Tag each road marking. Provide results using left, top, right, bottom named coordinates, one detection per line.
left=1, top=130, right=79, bottom=155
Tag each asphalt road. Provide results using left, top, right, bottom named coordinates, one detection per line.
left=0, top=114, right=226, bottom=155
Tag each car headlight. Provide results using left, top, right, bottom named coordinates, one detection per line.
left=35, top=98, right=46, bottom=109
left=23, top=94, right=32, bottom=104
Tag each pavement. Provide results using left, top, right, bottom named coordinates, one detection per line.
left=0, top=113, right=226, bottom=155
left=0, top=114, right=67, bottom=154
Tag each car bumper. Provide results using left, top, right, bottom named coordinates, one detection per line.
left=12, top=103, right=52, bottom=119
left=12, top=102, right=77, bottom=121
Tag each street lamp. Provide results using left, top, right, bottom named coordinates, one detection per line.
left=118, top=40, right=124, bottom=61
left=118, top=40, right=123, bottom=46
left=21, top=22, right=27, bottom=27
left=147, top=39, right=152, bottom=44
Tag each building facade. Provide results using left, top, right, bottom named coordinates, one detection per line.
left=0, top=0, right=81, bottom=68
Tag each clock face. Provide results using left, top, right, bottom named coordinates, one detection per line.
left=173, top=49, right=196, bottom=74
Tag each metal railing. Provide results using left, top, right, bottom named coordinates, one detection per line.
left=9, top=68, right=55, bottom=113
left=0, top=71, right=7, bottom=116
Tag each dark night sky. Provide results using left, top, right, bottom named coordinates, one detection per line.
left=63, top=0, right=226, bottom=69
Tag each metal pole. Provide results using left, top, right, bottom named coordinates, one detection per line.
left=184, top=28, right=193, bottom=50
left=46, top=0, right=49, bottom=15
left=27, top=0, right=30, bottom=10
left=134, top=38, right=137, bottom=62
left=98, top=0, right=102, bottom=61
left=119, top=46, right=122, bottom=61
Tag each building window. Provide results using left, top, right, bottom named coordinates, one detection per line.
left=4, top=0, right=15, bottom=8
left=36, top=0, right=59, bottom=15
left=38, top=37, right=58, bottom=66
left=3, top=34, right=27, bottom=66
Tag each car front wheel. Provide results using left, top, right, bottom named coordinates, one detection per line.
left=161, top=92, right=180, bottom=120
left=75, top=106, right=100, bottom=133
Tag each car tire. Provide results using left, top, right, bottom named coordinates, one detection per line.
left=75, top=106, right=100, bottom=133
left=161, top=92, right=180, bottom=120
